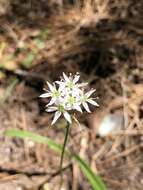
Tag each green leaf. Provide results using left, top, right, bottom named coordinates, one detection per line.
left=5, top=129, right=63, bottom=155
left=34, top=39, right=45, bottom=49
left=40, top=28, right=50, bottom=40
left=5, top=129, right=107, bottom=190
left=21, top=52, right=36, bottom=68
left=0, top=78, right=18, bottom=103
left=73, top=154, right=107, bottom=190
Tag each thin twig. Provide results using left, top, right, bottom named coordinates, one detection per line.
left=121, top=77, right=128, bottom=129
left=38, top=163, right=72, bottom=189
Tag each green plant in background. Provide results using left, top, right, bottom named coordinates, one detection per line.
left=21, top=51, right=36, bottom=68
left=39, top=28, right=51, bottom=40
left=0, top=77, right=18, bottom=104
left=5, top=73, right=107, bottom=190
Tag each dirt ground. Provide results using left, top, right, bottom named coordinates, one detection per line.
left=0, top=1, right=143, bottom=190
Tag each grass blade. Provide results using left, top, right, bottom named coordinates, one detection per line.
left=73, top=154, right=107, bottom=190
left=5, top=129, right=63, bottom=154
left=5, top=129, right=107, bottom=190
left=0, top=78, right=18, bottom=103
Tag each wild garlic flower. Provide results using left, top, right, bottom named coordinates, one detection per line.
left=46, top=105, right=72, bottom=125
left=40, top=72, right=99, bottom=125
left=40, top=82, right=62, bottom=106
left=57, top=73, right=87, bottom=93
left=80, top=89, right=99, bottom=113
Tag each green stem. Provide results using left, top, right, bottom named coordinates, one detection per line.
left=59, top=122, right=70, bottom=190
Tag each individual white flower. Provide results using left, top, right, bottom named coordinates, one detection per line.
left=57, top=72, right=87, bottom=91
left=80, top=89, right=99, bottom=113
left=40, top=82, right=63, bottom=106
left=65, top=95, right=82, bottom=112
left=46, top=105, right=72, bottom=125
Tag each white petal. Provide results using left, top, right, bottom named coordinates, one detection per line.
left=71, top=88, right=81, bottom=96
left=77, top=82, right=88, bottom=87
left=63, top=72, right=70, bottom=82
left=51, top=111, right=61, bottom=125
left=47, top=98, right=56, bottom=106
left=39, top=93, right=51, bottom=98
left=46, top=81, right=55, bottom=91
left=82, top=102, right=91, bottom=113
left=74, top=105, right=82, bottom=112
left=73, top=75, right=80, bottom=83
left=46, top=107, right=58, bottom=112
left=87, top=99, right=99, bottom=106
left=85, top=89, right=95, bottom=98
left=58, top=85, right=66, bottom=92
left=55, top=81, right=64, bottom=86
left=63, top=112, right=72, bottom=123
left=65, top=105, right=72, bottom=111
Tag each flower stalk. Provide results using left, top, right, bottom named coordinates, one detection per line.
left=59, top=121, right=70, bottom=190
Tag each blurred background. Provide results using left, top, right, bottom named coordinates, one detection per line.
left=0, top=0, right=143, bottom=190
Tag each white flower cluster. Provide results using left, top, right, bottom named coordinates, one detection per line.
left=40, top=73, right=99, bottom=125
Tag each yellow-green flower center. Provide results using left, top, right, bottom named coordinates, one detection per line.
left=67, top=81, right=74, bottom=89
left=52, top=90, right=61, bottom=97
left=68, top=96, right=76, bottom=105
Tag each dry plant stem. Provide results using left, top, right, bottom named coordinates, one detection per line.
left=59, top=122, right=70, bottom=190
